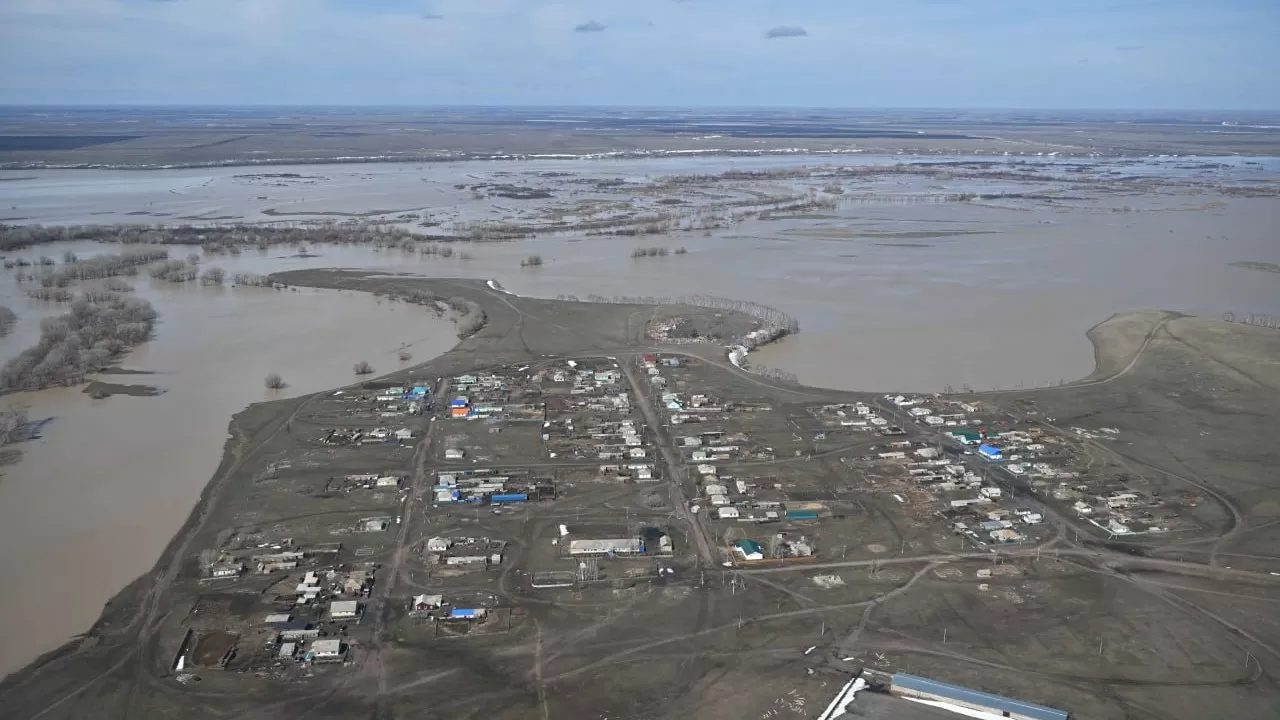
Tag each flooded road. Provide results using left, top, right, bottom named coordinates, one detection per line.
left=1, top=155, right=1279, bottom=676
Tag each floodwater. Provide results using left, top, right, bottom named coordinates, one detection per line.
left=1, top=156, right=1279, bottom=676
left=0, top=246, right=459, bottom=678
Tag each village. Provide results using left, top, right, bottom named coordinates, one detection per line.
left=158, top=349, right=1211, bottom=692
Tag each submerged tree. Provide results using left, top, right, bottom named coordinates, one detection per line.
left=398, top=350, right=412, bottom=362
left=264, top=373, right=286, bottom=390
left=353, top=361, right=375, bottom=375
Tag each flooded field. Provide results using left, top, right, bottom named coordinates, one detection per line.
left=1, top=154, right=1279, bottom=676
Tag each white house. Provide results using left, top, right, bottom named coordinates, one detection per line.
left=717, top=506, right=741, bottom=520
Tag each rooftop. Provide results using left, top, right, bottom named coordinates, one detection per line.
left=892, top=673, right=1068, bottom=720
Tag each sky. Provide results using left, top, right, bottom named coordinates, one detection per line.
left=0, top=0, right=1276, bottom=109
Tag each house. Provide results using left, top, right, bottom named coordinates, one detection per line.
left=329, top=600, right=360, bottom=620
left=1107, top=493, right=1139, bottom=509
left=717, top=506, right=741, bottom=520
left=709, top=494, right=729, bottom=507
left=733, top=539, right=764, bottom=561
left=263, top=613, right=293, bottom=625
left=309, top=639, right=346, bottom=663
left=394, top=428, right=413, bottom=441
left=208, top=562, right=243, bottom=579
left=278, top=642, right=297, bottom=659
left=412, top=594, right=443, bottom=612
left=978, top=444, right=1003, bottom=461
left=375, top=476, right=401, bottom=488
left=444, top=448, right=465, bottom=460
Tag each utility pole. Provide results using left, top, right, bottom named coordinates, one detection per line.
left=943, top=627, right=948, bottom=644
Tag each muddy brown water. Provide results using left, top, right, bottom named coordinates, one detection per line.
left=0, top=265, right=458, bottom=678
left=1, top=156, right=1278, bottom=677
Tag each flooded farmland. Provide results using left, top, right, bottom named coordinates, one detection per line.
left=1, top=154, right=1279, bottom=676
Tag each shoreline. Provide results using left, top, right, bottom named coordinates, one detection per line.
left=0, top=269, right=1181, bottom=685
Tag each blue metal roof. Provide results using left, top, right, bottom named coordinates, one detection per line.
left=892, top=673, right=1067, bottom=720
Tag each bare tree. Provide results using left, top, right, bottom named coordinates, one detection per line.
left=198, top=548, right=220, bottom=569
left=264, top=373, right=286, bottom=390
left=521, top=254, right=544, bottom=267
left=201, top=266, right=226, bottom=285
left=353, top=361, right=375, bottom=375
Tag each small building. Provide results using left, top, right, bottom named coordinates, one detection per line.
left=786, top=509, right=819, bottom=521
left=309, top=639, right=346, bottom=663
left=978, top=444, right=1003, bottom=461
left=444, top=448, right=465, bottom=460
left=375, top=476, right=401, bottom=488
left=717, top=506, right=741, bottom=520
left=733, top=539, right=764, bottom=561
left=708, top=494, right=729, bottom=507
left=568, top=538, right=644, bottom=556
left=890, top=673, right=1068, bottom=720
left=263, top=613, right=293, bottom=625
left=278, top=642, right=297, bottom=660
left=329, top=600, right=360, bottom=620
left=394, top=428, right=414, bottom=441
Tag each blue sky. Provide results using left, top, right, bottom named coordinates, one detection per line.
left=0, top=0, right=1275, bottom=109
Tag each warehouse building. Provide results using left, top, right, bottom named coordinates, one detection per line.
left=568, top=538, right=644, bottom=556
left=891, top=673, right=1068, bottom=720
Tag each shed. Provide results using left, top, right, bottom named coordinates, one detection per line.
left=278, top=642, right=297, bottom=659
left=263, top=613, right=293, bottom=625
left=444, top=448, right=465, bottom=459
left=890, top=673, right=1068, bottom=720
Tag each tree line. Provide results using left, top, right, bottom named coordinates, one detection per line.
left=0, top=294, right=157, bottom=392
